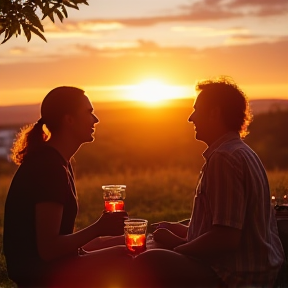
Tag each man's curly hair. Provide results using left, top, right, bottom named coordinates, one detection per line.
left=195, top=75, right=253, bottom=139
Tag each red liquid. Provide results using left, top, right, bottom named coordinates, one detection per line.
left=125, top=234, right=146, bottom=255
left=105, top=200, right=124, bottom=212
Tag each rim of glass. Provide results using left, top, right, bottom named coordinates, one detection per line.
left=102, top=185, right=126, bottom=190
left=124, top=218, right=148, bottom=225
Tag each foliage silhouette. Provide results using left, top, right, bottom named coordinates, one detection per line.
left=245, top=109, right=288, bottom=170
left=0, top=0, right=88, bottom=44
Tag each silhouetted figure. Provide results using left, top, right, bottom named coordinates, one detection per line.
left=3, top=87, right=130, bottom=287
left=134, top=76, right=285, bottom=288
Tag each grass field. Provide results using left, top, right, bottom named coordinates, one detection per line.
left=0, top=168, right=288, bottom=287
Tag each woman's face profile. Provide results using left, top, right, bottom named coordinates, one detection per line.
left=69, top=95, right=99, bottom=144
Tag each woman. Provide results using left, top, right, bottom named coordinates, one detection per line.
left=3, top=87, right=130, bottom=287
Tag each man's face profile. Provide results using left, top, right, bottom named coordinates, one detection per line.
left=188, top=92, right=211, bottom=143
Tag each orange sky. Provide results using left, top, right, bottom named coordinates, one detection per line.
left=0, top=0, right=287, bottom=106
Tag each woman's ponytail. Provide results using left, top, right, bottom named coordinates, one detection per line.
left=10, top=118, right=48, bottom=165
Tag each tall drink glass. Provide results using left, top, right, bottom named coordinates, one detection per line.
left=102, top=185, right=126, bottom=212
left=124, top=219, right=148, bottom=257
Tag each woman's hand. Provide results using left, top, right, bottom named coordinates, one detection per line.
left=95, top=211, right=128, bottom=237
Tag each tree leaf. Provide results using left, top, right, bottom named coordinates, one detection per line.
left=61, top=5, right=68, bottom=18
left=29, top=25, right=47, bottom=42
left=1, top=27, right=15, bottom=44
left=17, top=23, right=21, bottom=35
left=72, top=0, right=88, bottom=4
left=23, top=6, right=44, bottom=32
left=54, top=8, right=64, bottom=22
left=22, top=24, right=31, bottom=42
left=4, top=27, right=10, bottom=39
left=63, top=1, right=79, bottom=10
left=48, top=12, right=55, bottom=23
left=42, top=2, right=56, bottom=22
left=1, top=0, right=88, bottom=44
left=0, top=24, right=6, bottom=35
left=31, top=0, right=44, bottom=9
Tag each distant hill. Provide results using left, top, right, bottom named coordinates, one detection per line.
left=0, top=104, right=40, bottom=126
left=249, top=99, right=288, bottom=115
left=0, top=100, right=179, bottom=126
left=0, top=98, right=288, bottom=126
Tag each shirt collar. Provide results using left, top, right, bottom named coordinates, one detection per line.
left=202, top=131, right=240, bottom=161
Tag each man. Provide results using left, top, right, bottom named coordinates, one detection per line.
left=135, top=76, right=284, bottom=287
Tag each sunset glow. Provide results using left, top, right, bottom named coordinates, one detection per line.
left=0, top=0, right=287, bottom=107
left=127, top=80, right=190, bottom=103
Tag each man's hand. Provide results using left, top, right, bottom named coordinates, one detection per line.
left=153, top=228, right=186, bottom=250
left=151, top=221, right=171, bottom=232
left=151, top=221, right=188, bottom=238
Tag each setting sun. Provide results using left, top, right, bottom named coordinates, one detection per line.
left=127, top=80, right=188, bottom=103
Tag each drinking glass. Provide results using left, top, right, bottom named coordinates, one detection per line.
left=102, top=185, right=126, bottom=212
left=124, top=219, right=148, bottom=256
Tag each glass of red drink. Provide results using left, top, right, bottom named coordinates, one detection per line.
left=102, top=185, right=126, bottom=212
left=124, top=219, right=148, bottom=256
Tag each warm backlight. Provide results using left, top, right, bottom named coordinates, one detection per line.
left=128, top=79, right=186, bottom=103
left=104, top=200, right=125, bottom=212
left=125, top=234, right=146, bottom=255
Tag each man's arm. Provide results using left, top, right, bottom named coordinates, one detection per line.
left=174, top=225, right=241, bottom=263
left=151, top=221, right=189, bottom=238
left=152, top=228, right=187, bottom=250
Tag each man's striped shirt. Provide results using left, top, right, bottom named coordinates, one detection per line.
left=187, top=132, right=284, bottom=287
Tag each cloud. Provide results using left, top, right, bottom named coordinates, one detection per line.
left=38, top=0, right=287, bottom=38
left=88, top=11, right=241, bottom=27
left=226, top=0, right=288, bottom=17
left=224, top=34, right=284, bottom=45
left=73, top=40, right=171, bottom=59
left=228, top=0, right=286, bottom=9
left=9, top=47, right=29, bottom=55
left=171, top=26, right=250, bottom=37
left=82, top=0, right=287, bottom=27
left=179, top=0, right=288, bottom=18
left=75, top=41, right=138, bottom=52
left=40, top=19, right=125, bottom=39
left=44, top=19, right=124, bottom=34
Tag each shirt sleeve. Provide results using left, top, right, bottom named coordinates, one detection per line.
left=31, top=157, right=71, bottom=205
left=205, top=151, right=247, bottom=230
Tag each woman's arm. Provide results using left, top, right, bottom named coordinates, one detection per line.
left=82, top=235, right=125, bottom=251
left=35, top=202, right=127, bottom=261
